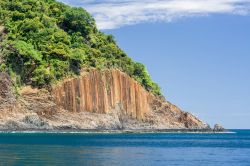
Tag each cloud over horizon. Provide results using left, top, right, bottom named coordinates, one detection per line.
left=59, top=0, right=250, bottom=29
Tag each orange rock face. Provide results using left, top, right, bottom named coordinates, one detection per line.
left=52, top=69, right=151, bottom=120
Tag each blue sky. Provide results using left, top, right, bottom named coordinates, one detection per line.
left=59, top=0, right=250, bottom=129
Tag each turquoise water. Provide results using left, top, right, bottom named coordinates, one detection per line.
left=0, top=130, right=249, bottom=166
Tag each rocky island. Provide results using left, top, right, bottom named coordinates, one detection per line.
left=0, top=0, right=219, bottom=132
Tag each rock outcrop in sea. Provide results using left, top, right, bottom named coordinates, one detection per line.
left=0, top=69, right=210, bottom=131
left=213, top=124, right=225, bottom=132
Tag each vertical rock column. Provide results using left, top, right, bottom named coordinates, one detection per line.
left=52, top=69, right=151, bottom=120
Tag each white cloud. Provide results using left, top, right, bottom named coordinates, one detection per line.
left=59, top=0, right=250, bottom=29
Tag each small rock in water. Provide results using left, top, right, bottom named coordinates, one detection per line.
left=213, top=124, right=224, bottom=132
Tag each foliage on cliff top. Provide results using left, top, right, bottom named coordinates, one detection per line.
left=0, top=0, right=161, bottom=95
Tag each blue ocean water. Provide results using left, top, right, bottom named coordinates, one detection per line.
left=0, top=130, right=249, bottom=166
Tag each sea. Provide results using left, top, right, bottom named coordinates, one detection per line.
left=0, top=130, right=249, bottom=166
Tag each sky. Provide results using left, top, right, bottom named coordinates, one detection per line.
left=59, top=0, right=250, bottom=129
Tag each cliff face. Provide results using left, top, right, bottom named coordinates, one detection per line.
left=52, top=69, right=150, bottom=120
left=0, top=69, right=210, bottom=131
left=50, top=69, right=208, bottom=129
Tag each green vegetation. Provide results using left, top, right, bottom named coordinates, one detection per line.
left=0, top=0, right=161, bottom=95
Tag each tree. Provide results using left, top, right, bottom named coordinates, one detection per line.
left=7, top=40, right=42, bottom=84
left=62, top=7, right=96, bottom=36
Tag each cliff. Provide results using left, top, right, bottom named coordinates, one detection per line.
left=52, top=69, right=150, bottom=120
left=0, top=69, right=210, bottom=131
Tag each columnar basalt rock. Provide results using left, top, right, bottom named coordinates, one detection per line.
left=51, top=69, right=209, bottom=130
left=52, top=69, right=151, bottom=120
left=0, top=69, right=211, bottom=130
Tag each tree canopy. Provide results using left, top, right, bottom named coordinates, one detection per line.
left=0, top=0, right=161, bottom=95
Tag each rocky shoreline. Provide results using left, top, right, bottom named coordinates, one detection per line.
left=0, top=123, right=226, bottom=133
left=0, top=128, right=227, bottom=134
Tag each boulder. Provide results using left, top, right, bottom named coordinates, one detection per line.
left=213, top=124, right=224, bottom=132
